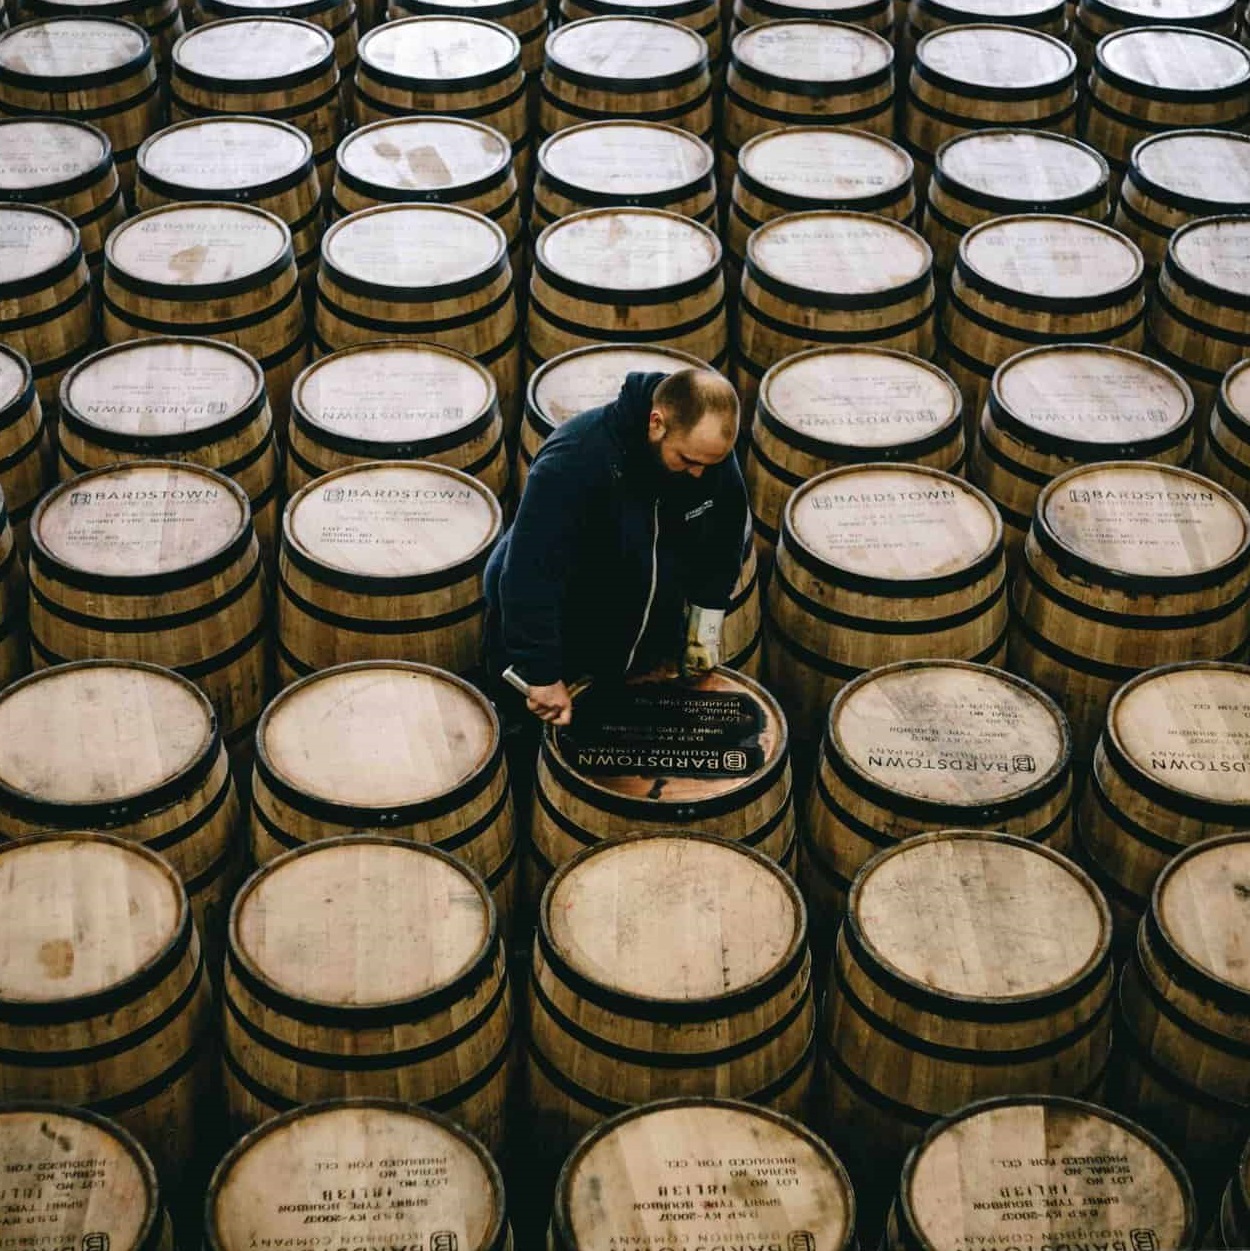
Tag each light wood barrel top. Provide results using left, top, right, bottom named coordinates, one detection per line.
left=209, top=1102, right=505, bottom=1251
left=993, top=346, right=1192, bottom=445
left=1038, top=463, right=1250, bottom=579
left=732, top=21, right=892, bottom=82
left=937, top=132, right=1106, bottom=203
left=537, top=207, right=720, bottom=290
left=0, top=662, right=216, bottom=807
left=918, top=0, right=1063, bottom=16
left=294, top=343, right=495, bottom=446
left=337, top=118, right=512, bottom=194
left=0, top=18, right=148, bottom=79
left=739, top=128, right=912, bottom=205
left=787, top=465, right=1000, bottom=580
left=35, top=463, right=249, bottom=579
left=1131, top=131, right=1250, bottom=204
left=760, top=348, right=960, bottom=451
left=851, top=832, right=1109, bottom=1000
left=139, top=119, right=312, bottom=193
left=1096, top=26, right=1250, bottom=89
left=545, top=17, right=707, bottom=81
left=557, top=1101, right=855, bottom=1251
left=231, top=839, right=493, bottom=1006
left=0, top=349, right=26, bottom=410
left=173, top=18, right=335, bottom=80
left=1108, top=665, right=1250, bottom=806
left=106, top=204, right=290, bottom=290
left=1094, top=0, right=1233, bottom=17
left=0, top=835, right=185, bottom=1004
left=0, top=1106, right=162, bottom=1251
left=546, top=834, right=802, bottom=1000
left=832, top=661, right=1068, bottom=806
left=960, top=216, right=1142, bottom=300
left=904, top=1099, right=1194, bottom=1251
left=540, top=122, right=713, bottom=196
left=284, top=462, right=501, bottom=579
left=0, top=205, right=78, bottom=285
left=917, top=24, right=1074, bottom=86
left=749, top=212, right=930, bottom=296
left=0, top=118, right=109, bottom=193
left=259, top=663, right=498, bottom=808
left=322, top=204, right=507, bottom=291
left=359, top=17, right=520, bottom=81
left=1169, top=216, right=1250, bottom=296
left=1226, top=357, right=1250, bottom=421
left=62, top=339, right=264, bottom=439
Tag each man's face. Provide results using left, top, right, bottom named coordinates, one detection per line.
left=647, top=409, right=735, bottom=479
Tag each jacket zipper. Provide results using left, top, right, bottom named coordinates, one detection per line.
left=626, top=499, right=659, bottom=672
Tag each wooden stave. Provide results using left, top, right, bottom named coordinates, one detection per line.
left=1202, top=356, right=1250, bottom=507
left=0, top=489, right=27, bottom=687
left=17, top=0, right=184, bottom=65
left=386, top=0, right=545, bottom=81
left=0, top=343, right=50, bottom=554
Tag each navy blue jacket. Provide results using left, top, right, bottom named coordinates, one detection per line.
left=485, top=372, right=749, bottom=687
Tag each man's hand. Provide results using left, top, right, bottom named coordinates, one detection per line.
left=681, top=604, right=724, bottom=680
left=527, top=680, right=573, bottom=725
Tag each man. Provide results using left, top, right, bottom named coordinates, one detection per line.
left=484, top=367, right=748, bottom=727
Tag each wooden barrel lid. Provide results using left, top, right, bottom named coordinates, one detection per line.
left=293, top=343, right=495, bottom=454
left=732, top=20, right=892, bottom=84
left=0, top=833, right=188, bottom=1006
left=173, top=18, right=335, bottom=83
left=901, top=1097, right=1196, bottom=1251
left=138, top=118, right=313, bottom=197
left=545, top=17, right=708, bottom=84
left=760, top=347, right=961, bottom=456
left=554, top=1100, right=855, bottom=1251
left=748, top=210, right=930, bottom=300
left=0, top=661, right=217, bottom=814
left=0, top=203, right=79, bottom=291
left=61, top=338, right=265, bottom=446
left=321, top=203, right=507, bottom=294
left=539, top=121, right=713, bottom=201
left=0, top=17, right=149, bottom=82
left=256, top=661, right=499, bottom=811
left=936, top=131, right=1107, bottom=209
left=1224, top=356, right=1250, bottom=429
left=1104, top=663, right=1250, bottom=809
left=544, top=833, right=804, bottom=1002
left=916, top=0, right=1065, bottom=18
left=337, top=117, right=512, bottom=198
left=0, top=346, right=28, bottom=411
left=849, top=831, right=1110, bottom=1003
left=1168, top=215, right=1250, bottom=299
left=1096, top=26, right=1250, bottom=91
left=283, top=461, right=501, bottom=582
left=1131, top=130, right=1250, bottom=209
left=0, top=118, right=111, bottom=196
left=0, top=1105, right=165, bottom=1251
left=738, top=127, right=912, bottom=210
left=991, top=345, right=1193, bottom=453
left=229, top=837, right=495, bottom=1009
left=1037, top=462, right=1250, bottom=584
left=916, top=23, right=1075, bottom=87
left=536, top=207, right=721, bottom=293
left=959, top=215, right=1142, bottom=304
left=830, top=660, right=1070, bottom=810
left=208, top=1101, right=507, bottom=1251
left=359, top=17, right=520, bottom=83
left=1092, top=0, right=1233, bottom=19
left=785, top=464, right=1000, bottom=582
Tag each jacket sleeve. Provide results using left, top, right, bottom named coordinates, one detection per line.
left=687, top=454, right=750, bottom=611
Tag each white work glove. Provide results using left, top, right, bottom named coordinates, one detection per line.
left=681, top=604, right=724, bottom=679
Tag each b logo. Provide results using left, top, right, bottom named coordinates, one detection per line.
left=431, top=1234, right=458, bottom=1251
left=723, top=749, right=748, bottom=771
left=1069, top=489, right=1092, bottom=503
left=1130, top=1231, right=1158, bottom=1251
left=82, top=1235, right=109, bottom=1251
left=789, top=1233, right=816, bottom=1251
left=69, top=492, right=90, bottom=506
left=323, top=488, right=345, bottom=502
left=1012, top=755, right=1036, bottom=773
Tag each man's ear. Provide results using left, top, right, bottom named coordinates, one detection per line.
left=647, top=408, right=666, bottom=440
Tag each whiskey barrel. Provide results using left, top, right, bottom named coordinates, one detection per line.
left=0, top=1105, right=174, bottom=1251
left=1078, top=662, right=1250, bottom=948
left=527, top=207, right=727, bottom=376
left=207, top=1100, right=511, bottom=1251
left=101, top=203, right=308, bottom=430
left=1117, top=131, right=1250, bottom=273
left=27, top=462, right=269, bottom=759
left=1082, top=28, right=1250, bottom=189
left=387, top=0, right=545, bottom=89
left=170, top=17, right=343, bottom=190
left=0, top=659, right=245, bottom=960
left=1203, top=356, right=1250, bottom=506
left=276, top=460, right=501, bottom=683
left=528, top=668, right=794, bottom=903
left=539, top=17, right=714, bottom=142
left=0, top=488, right=26, bottom=687
left=0, top=832, right=214, bottom=1187
left=0, top=205, right=93, bottom=413
left=0, top=118, right=123, bottom=273
left=1115, top=832, right=1250, bottom=1213
left=970, top=344, right=1196, bottom=559
left=899, top=0, right=1069, bottom=68
left=1075, top=0, right=1235, bottom=67
left=924, top=129, right=1111, bottom=274
left=942, top=213, right=1145, bottom=419
left=549, top=1100, right=856, bottom=1251
left=0, top=18, right=160, bottom=199
left=883, top=1096, right=1197, bottom=1251
left=745, top=346, right=963, bottom=568
left=820, top=830, right=1114, bottom=1234
left=532, top=120, right=717, bottom=238
left=527, top=832, right=815, bottom=1157
left=765, top=463, right=1007, bottom=745
left=0, top=343, right=49, bottom=551
left=313, top=203, right=521, bottom=435
left=57, top=338, right=280, bottom=560
left=287, top=342, right=509, bottom=501
left=135, top=118, right=322, bottom=296
left=733, top=0, right=892, bottom=37
left=250, top=660, right=517, bottom=927
left=1218, top=1140, right=1250, bottom=1250
left=560, top=0, right=719, bottom=64
left=17, top=0, right=182, bottom=65
left=734, top=211, right=937, bottom=420
left=222, top=835, right=513, bottom=1153
left=803, top=659, right=1072, bottom=937
left=1151, top=216, right=1250, bottom=415
left=1010, top=462, right=1250, bottom=760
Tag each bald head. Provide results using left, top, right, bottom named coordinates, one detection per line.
left=647, top=369, right=740, bottom=479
